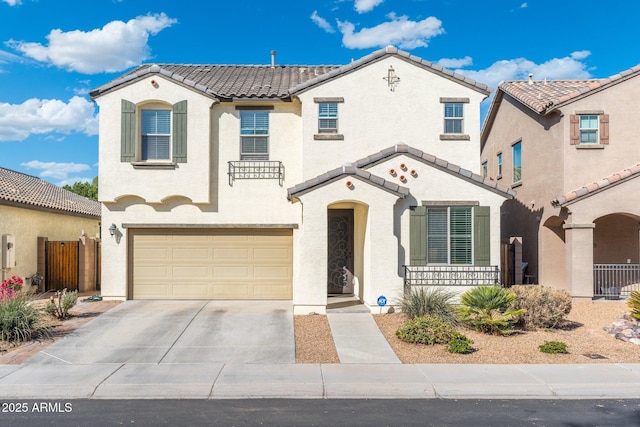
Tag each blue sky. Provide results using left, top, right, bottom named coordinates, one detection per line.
left=1, top=0, right=638, bottom=186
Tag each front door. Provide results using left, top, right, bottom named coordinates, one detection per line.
left=327, top=209, right=354, bottom=294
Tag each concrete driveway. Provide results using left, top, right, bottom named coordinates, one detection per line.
left=26, top=300, right=295, bottom=365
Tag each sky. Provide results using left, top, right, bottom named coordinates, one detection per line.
left=0, top=0, right=638, bottom=187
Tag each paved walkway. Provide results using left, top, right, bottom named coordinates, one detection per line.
left=1, top=300, right=639, bottom=399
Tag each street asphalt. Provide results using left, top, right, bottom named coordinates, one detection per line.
left=0, top=300, right=638, bottom=400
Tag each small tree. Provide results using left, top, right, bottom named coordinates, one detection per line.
left=63, top=176, right=98, bottom=200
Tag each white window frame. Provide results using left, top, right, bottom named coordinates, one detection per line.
left=497, top=152, right=503, bottom=177
left=444, top=103, right=464, bottom=134
left=240, top=111, right=269, bottom=161
left=481, top=161, right=488, bottom=178
left=426, top=206, right=473, bottom=265
left=318, top=102, right=338, bottom=133
left=512, top=141, right=522, bottom=183
left=579, top=115, right=599, bottom=144
left=140, top=108, right=171, bottom=161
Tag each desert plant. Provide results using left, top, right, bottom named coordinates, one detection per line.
left=45, top=289, right=78, bottom=320
left=538, top=341, right=568, bottom=354
left=446, top=333, right=474, bottom=354
left=0, top=294, right=38, bottom=342
left=395, top=314, right=458, bottom=345
left=628, top=291, right=640, bottom=320
left=457, top=285, right=525, bottom=335
left=510, top=285, right=572, bottom=329
left=398, top=286, right=458, bottom=323
left=0, top=275, right=23, bottom=301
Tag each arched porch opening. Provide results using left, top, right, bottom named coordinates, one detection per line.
left=327, top=201, right=369, bottom=300
left=541, top=216, right=567, bottom=291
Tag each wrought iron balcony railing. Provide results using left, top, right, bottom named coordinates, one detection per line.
left=228, top=161, right=284, bottom=186
left=403, top=265, right=500, bottom=291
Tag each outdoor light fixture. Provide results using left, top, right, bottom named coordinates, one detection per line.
left=108, top=223, right=117, bottom=237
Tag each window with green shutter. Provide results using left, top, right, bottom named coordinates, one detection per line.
left=409, top=204, right=490, bottom=266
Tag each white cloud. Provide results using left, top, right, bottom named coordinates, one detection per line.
left=311, top=10, right=335, bottom=33
left=436, top=56, right=473, bottom=69
left=354, top=0, right=384, bottom=13
left=338, top=13, right=444, bottom=49
left=7, top=13, right=177, bottom=74
left=21, top=160, right=91, bottom=181
left=1, top=0, right=21, bottom=5
left=521, top=2, right=528, bottom=8
left=570, top=50, right=591, bottom=60
left=0, top=96, right=98, bottom=141
left=454, top=52, right=592, bottom=93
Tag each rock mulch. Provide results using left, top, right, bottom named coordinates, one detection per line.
left=604, top=314, right=640, bottom=345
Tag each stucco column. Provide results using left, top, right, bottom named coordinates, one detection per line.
left=563, top=223, right=595, bottom=298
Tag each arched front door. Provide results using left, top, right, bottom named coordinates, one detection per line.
left=327, top=209, right=354, bottom=294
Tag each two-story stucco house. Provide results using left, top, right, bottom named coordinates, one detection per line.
left=481, top=65, right=640, bottom=299
left=91, top=46, right=514, bottom=314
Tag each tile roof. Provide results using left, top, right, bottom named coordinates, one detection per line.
left=288, top=144, right=516, bottom=200
left=551, top=163, right=640, bottom=207
left=90, top=46, right=490, bottom=101
left=287, top=162, right=410, bottom=200
left=0, top=167, right=101, bottom=218
left=499, top=63, right=640, bottom=114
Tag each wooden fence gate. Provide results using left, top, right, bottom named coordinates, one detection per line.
left=45, top=241, right=79, bottom=292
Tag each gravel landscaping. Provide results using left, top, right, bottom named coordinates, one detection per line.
left=295, top=300, right=640, bottom=364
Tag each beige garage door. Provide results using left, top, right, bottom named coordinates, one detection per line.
left=130, top=228, right=292, bottom=300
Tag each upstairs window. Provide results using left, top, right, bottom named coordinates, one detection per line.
left=579, top=115, right=598, bottom=143
left=497, top=152, right=503, bottom=177
left=444, top=103, right=463, bottom=134
left=141, top=110, right=171, bottom=161
left=481, top=161, right=488, bottom=178
left=512, top=141, right=522, bottom=183
left=240, top=111, right=269, bottom=161
left=318, top=102, right=338, bottom=133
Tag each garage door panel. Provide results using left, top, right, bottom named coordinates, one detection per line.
left=132, top=229, right=292, bottom=300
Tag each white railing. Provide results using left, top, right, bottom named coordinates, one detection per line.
left=593, top=264, right=640, bottom=299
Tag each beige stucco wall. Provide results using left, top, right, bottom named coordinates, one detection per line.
left=297, top=56, right=487, bottom=178
left=0, top=204, right=100, bottom=282
left=482, top=75, right=640, bottom=295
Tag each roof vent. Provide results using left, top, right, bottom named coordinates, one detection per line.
left=528, top=74, right=534, bottom=85
left=270, top=50, right=276, bottom=68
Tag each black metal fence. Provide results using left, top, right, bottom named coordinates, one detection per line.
left=403, top=265, right=500, bottom=290
left=593, top=264, right=640, bottom=299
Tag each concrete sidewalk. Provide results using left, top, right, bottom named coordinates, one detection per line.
left=0, top=362, right=639, bottom=399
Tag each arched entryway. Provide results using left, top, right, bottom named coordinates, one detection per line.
left=593, top=213, right=640, bottom=264
left=327, top=202, right=368, bottom=299
left=541, top=216, right=567, bottom=291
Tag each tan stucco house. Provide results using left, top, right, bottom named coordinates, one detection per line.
left=0, top=167, right=101, bottom=287
left=91, top=46, right=514, bottom=313
left=481, top=64, right=640, bottom=298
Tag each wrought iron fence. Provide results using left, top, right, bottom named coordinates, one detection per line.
left=228, top=161, right=284, bottom=186
left=403, top=265, right=500, bottom=290
left=593, top=264, right=640, bottom=299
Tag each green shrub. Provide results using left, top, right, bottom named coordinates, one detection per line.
left=447, top=333, right=474, bottom=354
left=510, top=285, right=572, bottom=330
left=45, top=289, right=78, bottom=320
left=539, top=341, right=568, bottom=354
left=628, top=291, right=640, bottom=320
left=457, top=285, right=525, bottom=335
left=395, top=314, right=458, bottom=345
left=398, top=287, right=458, bottom=323
left=0, top=294, right=38, bottom=342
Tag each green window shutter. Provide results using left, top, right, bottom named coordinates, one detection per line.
left=172, top=100, right=188, bottom=163
left=410, top=206, right=427, bottom=266
left=121, top=99, right=136, bottom=162
left=473, top=206, right=490, bottom=266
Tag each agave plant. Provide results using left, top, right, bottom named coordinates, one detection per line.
left=458, top=285, right=525, bottom=335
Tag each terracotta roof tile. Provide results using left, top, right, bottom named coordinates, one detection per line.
left=288, top=145, right=516, bottom=200
left=552, top=162, right=640, bottom=207
left=0, top=168, right=100, bottom=217
left=91, top=46, right=490, bottom=101
left=499, top=63, right=640, bottom=114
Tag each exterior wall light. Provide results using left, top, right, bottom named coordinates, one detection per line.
left=108, top=224, right=118, bottom=237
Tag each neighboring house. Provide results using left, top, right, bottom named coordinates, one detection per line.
left=0, top=167, right=101, bottom=289
left=481, top=65, right=640, bottom=298
left=90, top=46, right=514, bottom=314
